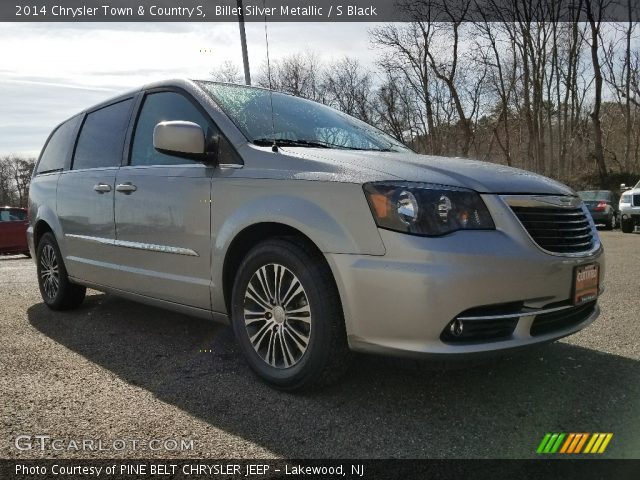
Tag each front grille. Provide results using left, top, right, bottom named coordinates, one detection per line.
left=510, top=206, right=594, bottom=254
left=530, top=301, right=596, bottom=336
left=633, top=194, right=640, bottom=207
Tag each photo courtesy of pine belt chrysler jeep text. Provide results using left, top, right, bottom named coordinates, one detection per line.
left=28, top=79, right=604, bottom=390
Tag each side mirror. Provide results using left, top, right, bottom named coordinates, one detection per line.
left=153, top=121, right=206, bottom=159
left=620, top=183, right=629, bottom=191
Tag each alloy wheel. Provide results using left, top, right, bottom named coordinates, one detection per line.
left=243, top=263, right=312, bottom=369
left=40, top=244, right=59, bottom=300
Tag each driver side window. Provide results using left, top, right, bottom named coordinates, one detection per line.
left=130, top=91, right=210, bottom=166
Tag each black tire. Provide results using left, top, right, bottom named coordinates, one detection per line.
left=231, top=237, right=351, bottom=390
left=621, top=219, right=634, bottom=234
left=604, top=214, right=615, bottom=230
left=36, top=232, right=86, bottom=310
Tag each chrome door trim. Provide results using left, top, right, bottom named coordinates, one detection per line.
left=66, top=234, right=199, bottom=257
left=218, top=163, right=244, bottom=169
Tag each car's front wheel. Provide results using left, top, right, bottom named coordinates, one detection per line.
left=37, top=232, right=86, bottom=310
left=621, top=218, right=634, bottom=233
left=231, top=238, right=351, bottom=390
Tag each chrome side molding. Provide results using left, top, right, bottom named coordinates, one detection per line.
left=66, top=234, right=199, bottom=257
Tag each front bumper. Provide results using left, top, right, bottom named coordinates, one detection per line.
left=620, top=205, right=640, bottom=224
left=326, top=195, right=604, bottom=358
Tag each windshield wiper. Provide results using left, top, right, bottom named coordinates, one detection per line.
left=253, top=138, right=397, bottom=152
left=253, top=138, right=331, bottom=149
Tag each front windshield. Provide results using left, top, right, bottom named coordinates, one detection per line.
left=196, top=81, right=409, bottom=152
left=578, top=191, right=611, bottom=201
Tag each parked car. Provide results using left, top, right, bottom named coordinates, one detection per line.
left=619, top=180, right=640, bottom=233
left=0, top=206, right=29, bottom=256
left=577, top=190, right=619, bottom=230
left=28, top=80, right=604, bottom=390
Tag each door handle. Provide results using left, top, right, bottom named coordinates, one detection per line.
left=93, top=183, right=112, bottom=193
left=116, top=183, right=137, bottom=194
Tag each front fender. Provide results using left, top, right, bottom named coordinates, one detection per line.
left=210, top=178, right=385, bottom=311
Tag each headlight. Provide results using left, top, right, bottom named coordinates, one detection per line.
left=363, top=182, right=495, bottom=236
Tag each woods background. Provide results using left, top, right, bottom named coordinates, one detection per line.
left=214, top=0, right=640, bottom=191
left=3, top=0, right=640, bottom=208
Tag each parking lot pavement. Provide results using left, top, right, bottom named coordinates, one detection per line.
left=1, top=231, right=638, bottom=459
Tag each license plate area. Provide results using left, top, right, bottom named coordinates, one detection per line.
left=573, top=263, right=599, bottom=305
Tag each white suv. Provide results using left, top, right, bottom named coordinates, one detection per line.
left=619, top=181, right=640, bottom=233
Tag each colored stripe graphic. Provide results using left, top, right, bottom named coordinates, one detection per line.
left=544, top=434, right=559, bottom=453
left=560, top=433, right=575, bottom=453
left=537, top=433, right=613, bottom=454
left=598, top=434, right=613, bottom=453
left=583, top=434, right=598, bottom=453
left=567, top=434, right=582, bottom=454
left=550, top=433, right=565, bottom=453
left=574, top=434, right=589, bottom=453
left=537, top=434, right=552, bottom=454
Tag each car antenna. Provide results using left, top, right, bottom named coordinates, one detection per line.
left=262, top=0, right=278, bottom=152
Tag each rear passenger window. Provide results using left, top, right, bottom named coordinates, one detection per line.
left=73, top=99, right=133, bottom=170
left=130, top=92, right=209, bottom=166
left=36, top=116, right=81, bottom=174
left=10, top=210, right=27, bottom=221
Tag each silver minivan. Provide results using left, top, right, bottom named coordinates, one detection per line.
left=28, top=79, right=604, bottom=389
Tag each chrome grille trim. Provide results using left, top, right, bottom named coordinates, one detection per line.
left=457, top=302, right=576, bottom=321
left=501, top=195, right=601, bottom=257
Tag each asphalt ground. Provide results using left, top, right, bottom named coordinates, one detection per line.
left=1, top=231, right=639, bottom=459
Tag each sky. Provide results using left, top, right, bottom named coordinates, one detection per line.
left=0, top=22, right=381, bottom=157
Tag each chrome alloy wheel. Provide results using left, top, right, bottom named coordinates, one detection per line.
left=40, top=244, right=59, bottom=300
left=243, top=263, right=312, bottom=369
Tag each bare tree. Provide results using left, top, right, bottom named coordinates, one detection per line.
left=585, top=0, right=609, bottom=186
left=211, top=60, right=242, bottom=83
left=257, top=52, right=324, bottom=102
left=323, top=57, right=373, bottom=122
left=0, top=155, right=35, bottom=207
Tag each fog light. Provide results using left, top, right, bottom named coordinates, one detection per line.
left=450, top=319, right=464, bottom=337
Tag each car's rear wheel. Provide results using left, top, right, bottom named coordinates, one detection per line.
left=604, top=214, right=616, bottom=230
left=621, top=218, right=634, bottom=233
left=231, top=238, right=351, bottom=390
left=37, top=232, right=86, bottom=310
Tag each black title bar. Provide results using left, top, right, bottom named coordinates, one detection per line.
left=3, top=0, right=640, bottom=22
left=2, top=459, right=640, bottom=480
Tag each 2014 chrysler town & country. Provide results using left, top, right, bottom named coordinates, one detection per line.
left=28, top=79, right=604, bottom=390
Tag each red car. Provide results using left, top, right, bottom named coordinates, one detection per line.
left=0, top=207, right=30, bottom=256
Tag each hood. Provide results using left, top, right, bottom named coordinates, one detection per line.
left=278, top=148, right=575, bottom=196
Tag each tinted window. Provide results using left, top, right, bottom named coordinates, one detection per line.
left=10, top=209, right=27, bottom=221
left=36, top=116, right=81, bottom=174
left=131, top=92, right=209, bottom=166
left=578, top=191, right=612, bottom=201
left=0, top=209, right=24, bottom=221
left=73, top=99, right=133, bottom=170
